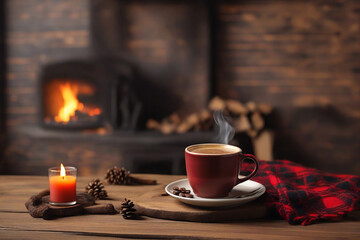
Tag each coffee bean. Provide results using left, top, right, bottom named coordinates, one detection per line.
left=175, top=187, right=193, bottom=197
left=185, top=194, right=193, bottom=198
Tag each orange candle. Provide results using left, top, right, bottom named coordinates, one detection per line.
left=49, top=164, right=77, bottom=205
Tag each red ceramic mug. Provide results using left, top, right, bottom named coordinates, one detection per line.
left=185, top=143, right=259, bottom=198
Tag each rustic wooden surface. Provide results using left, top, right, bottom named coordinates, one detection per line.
left=135, top=184, right=268, bottom=222
left=0, top=174, right=360, bottom=239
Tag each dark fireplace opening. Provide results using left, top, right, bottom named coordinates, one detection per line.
left=39, top=58, right=142, bottom=131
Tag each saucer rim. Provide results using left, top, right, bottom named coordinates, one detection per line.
left=165, top=178, right=266, bottom=203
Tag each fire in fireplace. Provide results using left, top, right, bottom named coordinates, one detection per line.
left=40, top=58, right=141, bottom=130
left=44, top=79, right=102, bottom=126
left=40, top=60, right=104, bottom=129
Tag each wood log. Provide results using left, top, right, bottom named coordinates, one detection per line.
left=177, top=122, right=190, bottom=134
left=168, top=113, right=180, bottom=125
left=251, top=112, right=265, bottom=130
left=245, top=101, right=257, bottom=112
left=257, top=103, right=273, bottom=115
left=197, top=109, right=212, bottom=131
left=159, top=113, right=181, bottom=134
left=146, top=98, right=270, bottom=136
left=246, top=129, right=258, bottom=138
left=159, top=121, right=177, bottom=134
left=176, top=113, right=199, bottom=134
left=186, top=113, right=200, bottom=126
left=252, top=130, right=274, bottom=161
left=199, top=109, right=211, bottom=122
left=208, top=97, right=226, bottom=111
left=234, top=115, right=251, bottom=132
left=146, top=119, right=161, bottom=130
left=226, top=100, right=248, bottom=115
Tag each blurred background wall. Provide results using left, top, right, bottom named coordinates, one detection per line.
left=1, top=0, right=359, bottom=175
left=0, top=0, right=5, bottom=173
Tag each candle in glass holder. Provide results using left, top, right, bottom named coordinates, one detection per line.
left=49, top=164, right=77, bottom=206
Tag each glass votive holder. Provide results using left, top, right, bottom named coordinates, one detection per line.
left=48, top=165, right=77, bottom=206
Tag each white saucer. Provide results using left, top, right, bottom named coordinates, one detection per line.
left=165, top=179, right=266, bottom=208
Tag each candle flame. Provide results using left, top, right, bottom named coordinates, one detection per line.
left=60, top=164, right=66, bottom=177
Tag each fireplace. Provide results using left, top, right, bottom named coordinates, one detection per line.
left=41, top=61, right=103, bottom=129
left=39, top=58, right=141, bottom=131
left=43, top=79, right=102, bottom=127
left=2, top=0, right=226, bottom=176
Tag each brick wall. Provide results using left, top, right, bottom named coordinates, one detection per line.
left=215, top=0, right=360, bottom=173
left=3, top=0, right=360, bottom=175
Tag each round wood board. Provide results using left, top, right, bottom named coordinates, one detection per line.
left=135, top=185, right=268, bottom=222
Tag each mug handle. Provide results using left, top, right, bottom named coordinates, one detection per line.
left=236, top=154, right=259, bottom=185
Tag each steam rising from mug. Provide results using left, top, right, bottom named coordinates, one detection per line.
left=213, top=111, right=235, bottom=144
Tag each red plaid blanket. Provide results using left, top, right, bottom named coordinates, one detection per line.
left=242, top=160, right=360, bottom=225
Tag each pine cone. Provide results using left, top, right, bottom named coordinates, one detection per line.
left=85, top=179, right=108, bottom=200
left=105, top=167, right=131, bottom=185
left=120, top=198, right=136, bottom=219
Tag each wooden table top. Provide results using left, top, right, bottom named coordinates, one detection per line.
left=0, top=175, right=359, bottom=240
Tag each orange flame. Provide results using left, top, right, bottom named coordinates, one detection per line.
left=54, top=83, right=84, bottom=123
left=60, top=164, right=66, bottom=177
left=52, top=81, right=102, bottom=123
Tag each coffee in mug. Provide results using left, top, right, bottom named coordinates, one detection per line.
left=185, top=143, right=259, bottom=198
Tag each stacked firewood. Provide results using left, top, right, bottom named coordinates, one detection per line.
left=146, top=97, right=273, bottom=138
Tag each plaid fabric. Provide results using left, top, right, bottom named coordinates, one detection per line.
left=241, top=159, right=360, bottom=225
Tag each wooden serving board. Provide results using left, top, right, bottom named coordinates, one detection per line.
left=135, top=185, right=269, bottom=222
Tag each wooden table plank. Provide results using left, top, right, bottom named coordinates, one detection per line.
left=0, top=174, right=179, bottom=212
left=0, top=229, right=113, bottom=240
left=0, top=175, right=360, bottom=239
left=1, top=212, right=360, bottom=240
